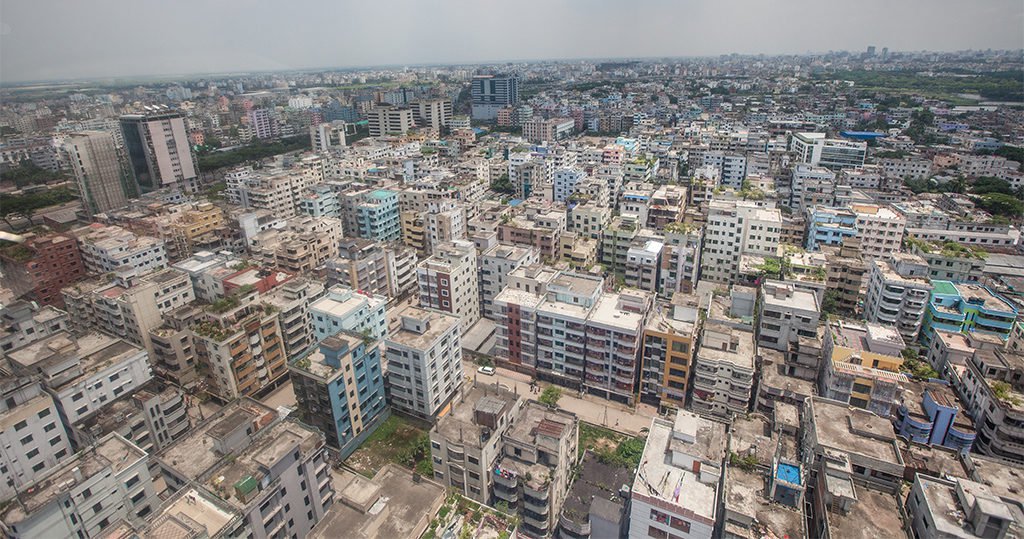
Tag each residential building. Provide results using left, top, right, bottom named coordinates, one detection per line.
left=640, top=297, right=699, bottom=410
left=367, top=104, right=414, bottom=137
left=864, top=253, right=933, bottom=343
left=691, top=321, right=756, bottom=419
left=557, top=451, right=633, bottom=539
left=310, top=285, right=389, bottom=341
left=0, top=232, right=86, bottom=307
left=471, top=74, right=519, bottom=120
left=7, top=331, right=153, bottom=425
left=248, top=108, right=277, bottom=139
left=64, top=131, right=134, bottom=215
left=156, top=401, right=335, bottom=539
left=805, top=206, right=857, bottom=251
left=951, top=347, right=1024, bottom=465
left=820, top=321, right=909, bottom=416
left=821, top=240, right=867, bottom=315
left=384, top=306, right=463, bottom=419
left=120, top=109, right=200, bottom=192
left=290, top=331, right=388, bottom=458
left=340, top=189, right=401, bottom=242
left=479, top=244, right=539, bottom=320
left=757, top=280, right=821, bottom=354
left=409, top=99, right=453, bottom=131
left=624, top=240, right=663, bottom=293
left=310, top=120, right=352, bottom=151
left=148, top=304, right=203, bottom=387
left=790, top=132, right=867, bottom=170
left=73, top=223, right=167, bottom=275
left=553, top=167, right=586, bottom=202
left=906, top=240, right=986, bottom=282
left=894, top=380, right=976, bottom=452
left=906, top=475, right=1019, bottom=539
left=249, top=216, right=342, bottom=274
left=260, top=278, right=325, bottom=361
left=922, top=281, right=1018, bottom=346
left=327, top=239, right=391, bottom=297
left=416, top=240, right=481, bottom=333
left=850, top=203, right=906, bottom=261
left=522, top=117, right=575, bottom=143
left=0, top=379, right=74, bottom=500
left=299, top=184, right=341, bottom=218
left=0, top=300, right=70, bottom=358
left=73, top=383, right=191, bottom=456
left=628, top=412, right=727, bottom=539
left=0, top=433, right=158, bottom=539
left=384, top=243, right=419, bottom=300
left=701, top=200, right=781, bottom=284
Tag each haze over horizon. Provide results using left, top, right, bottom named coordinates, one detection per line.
left=2, top=0, right=1023, bottom=83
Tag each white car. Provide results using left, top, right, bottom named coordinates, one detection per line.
left=477, top=366, right=496, bottom=376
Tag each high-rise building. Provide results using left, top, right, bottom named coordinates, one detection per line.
left=0, top=232, right=86, bottom=307
left=790, top=132, right=867, bottom=170
left=367, top=104, right=414, bottom=137
left=864, top=253, right=933, bottom=343
left=0, top=379, right=75, bottom=501
left=248, top=108, right=277, bottom=139
left=471, top=74, right=519, bottom=120
left=416, top=240, right=481, bottom=333
left=119, top=109, right=199, bottom=192
left=700, top=200, right=782, bottom=284
left=64, top=131, right=135, bottom=215
left=409, top=99, right=453, bottom=131
left=384, top=306, right=463, bottom=419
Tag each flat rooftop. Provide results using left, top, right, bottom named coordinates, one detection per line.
left=588, top=292, right=646, bottom=331
left=724, top=466, right=805, bottom=539
left=295, top=332, right=363, bottom=379
left=697, top=323, right=755, bottom=370
left=953, top=282, right=1017, bottom=314
left=762, top=280, right=819, bottom=312
left=634, top=416, right=721, bottom=522
left=829, top=321, right=905, bottom=355
left=1, top=434, right=145, bottom=524
left=387, top=306, right=460, bottom=350
left=809, top=398, right=902, bottom=464
left=309, top=465, right=444, bottom=539
left=729, top=416, right=775, bottom=466
left=143, top=487, right=238, bottom=539
left=560, top=452, right=632, bottom=530
left=433, top=382, right=519, bottom=450
left=826, top=485, right=904, bottom=539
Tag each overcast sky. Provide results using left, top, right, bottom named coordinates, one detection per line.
left=2, top=0, right=1022, bottom=83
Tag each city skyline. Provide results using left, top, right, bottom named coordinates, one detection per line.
left=2, top=0, right=1023, bottom=83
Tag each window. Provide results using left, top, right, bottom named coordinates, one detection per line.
left=648, top=526, right=668, bottom=539
left=13, top=420, right=28, bottom=431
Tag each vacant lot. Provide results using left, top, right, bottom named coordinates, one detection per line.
left=346, top=415, right=429, bottom=478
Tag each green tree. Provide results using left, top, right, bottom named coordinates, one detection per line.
left=975, top=193, right=1024, bottom=219
left=539, top=386, right=562, bottom=407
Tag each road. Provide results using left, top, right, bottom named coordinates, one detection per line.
left=466, top=363, right=657, bottom=436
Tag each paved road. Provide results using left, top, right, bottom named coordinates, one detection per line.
left=466, top=363, right=657, bottom=436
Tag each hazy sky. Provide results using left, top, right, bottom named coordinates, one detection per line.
left=2, top=0, right=1022, bottom=83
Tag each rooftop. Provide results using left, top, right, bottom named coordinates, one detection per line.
left=723, top=465, right=805, bottom=539
left=808, top=398, right=902, bottom=465
left=826, top=485, right=904, bottom=539
left=433, top=382, right=519, bottom=449
left=142, top=487, right=239, bottom=539
left=560, top=452, right=632, bottom=529
left=386, top=306, right=460, bottom=350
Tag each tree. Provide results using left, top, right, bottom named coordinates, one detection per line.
left=821, top=290, right=841, bottom=315
left=972, top=177, right=1013, bottom=195
left=538, top=386, right=562, bottom=407
left=491, top=173, right=514, bottom=195
left=975, top=193, right=1024, bottom=219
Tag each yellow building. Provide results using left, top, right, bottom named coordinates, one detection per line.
left=641, top=297, right=699, bottom=410
left=559, top=231, right=597, bottom=270
left=821, top=321, right=909, bottom=415
left=400, top=211, right=427, bottom=256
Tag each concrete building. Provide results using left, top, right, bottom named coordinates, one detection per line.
left=0, top=433, right=158, bottom=539
left=299, top=184, right=341, bottom=218
left=806, top=206, right=857, bottom=251
left=0, top=301, right=70, bottom=358
left=553, top=167, right=586, bottom=202
left=790, top=132, right=867, bottom=170
left=249, top=216, right=342, bottom=274
left=327, top=239, right=391, bottom=297
left=850, top=203, right=906, bottom=261
left=628, top=412, right=726, bottom=539
left=290, top=331, right=388, bottom=458
left=384, top=306, right=463, bottom=419
left=0, top=379, right=74, bottom=500
left=367, top=104, right=414, bottom=137
left=822, top=241, right=868, bottom=315
left=624, top=240, right=664, bottom=293
left=922, top=281, right=1017, bottom=346
left=260, top=278, right=324, bottom=361
left=557, top=452, right=633, bottom=539
left=156, top=401, right=335, bottom=539
left=522, top=117, right=575, bottom=143
left=6, top=331, right=153, bottom=425
left=894, top=380, right=976, bottom=453
left=73, top=223, right=167, bottom=275
left=640, top=298, right=699, bottom=410
left=409, top=99, right=453, bottom=131
left=339, top=189, right=401, bottom=242
left=701, top=200, right=782, bottom=284
left=0, top=232, right=87, bottom=307
left=906, top=475, right=1019, bottom=539
left=757, top=280, right=820, bottom=354
left=64, top=131, right=135, bottom=215
left=479, top=244, right=539, bottom=320
left=310, top=285, right=389, bottom=341
left=864, top=253, right=933, bottom=343
left=691, top=321, right=756, bottom=419
left=950, top=347, right=1024, bottom=465
left=73, top=383, right=191, bottom=456
left=416, top=240, right=481, bottom=333
left=248, top=108, right=277, bottom=139
left=120, top=109, right=199, bottom=192
left=820, top=321, right=909, bottom=416
left=471, top=74, right=519, bottom=120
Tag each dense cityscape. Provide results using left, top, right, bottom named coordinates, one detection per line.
left=0, top=26, right=1024, bottom=539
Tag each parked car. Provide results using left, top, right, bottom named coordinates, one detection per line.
left=477, top=366, right=496, bottom=376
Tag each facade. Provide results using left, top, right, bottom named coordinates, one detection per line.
left=0, top=379, right=74, bottom=500
left=757, top=280, right=821, bottom=354
left=340, top=189, right=402, bottom=242
left=290, top=331, right=388, bottom=458
left=120, top=109, right=199, bottom=192
left=951, top=347, right=1024, bottom=465
left=479, top=244, right=539, bottom=320
left=73, top=383, right=192, bottom=456
left=850, top=203, right=906, bottom=261
left=820, top=321, right=909, bottom=416
left=640, top=298, right=699, bottom=410
left=0, top=433, right=158, bottom=539
left=310, top=285, right=389, bottom=342
left=700, top=200, right=781, bottom=284
left=805, top=206, right=857, bottom=251
left=471, top=74, right=519, bottom=120
left=691, top=321, right=756, bottom=419
left=894, top=380, right=976, bottom=452
left=416, top=240, right=481, bottom=333
left=922, top=281, right=1017, bottom=346
left=64, top=131, right=134, bottom=215
left=864, top=253, right=933, bottom=343
left=0, top=233, right=87, bottom=308
left=522, top=117, right=575, bottom=143
left=299, top=184, right=341, bottom=218
left=73, top=223, right=167, bottom=275
left=628, top=412, right=727, bottom=539
left=249, top=216, right=342, bottom=274
left=327, top=239, right=391, bottom=297
left=367, top=104, right=414, bottom=137
left=384, top=307, right=463, bottom=419
left=0, top=300, right=70, bottom=357
left=790, top=132, right=867, bottom=170
left=410, top=99, right=453, bottom=131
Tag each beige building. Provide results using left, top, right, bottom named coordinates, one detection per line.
left=64, top=131, right=134, bottom=215
left=416, top=240, right=481, bottom=333
left=250, top=216, right=342, bottom=274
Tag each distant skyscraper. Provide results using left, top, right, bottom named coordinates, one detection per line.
left=866, top=45, right=877, bottom=57
left=64, top=131, right=136, bottom=215
left=248, top=108, right=277, bottom=139
left=471, top=74, right=519, bottom=121
left=119, top=109, right=199, bottom=193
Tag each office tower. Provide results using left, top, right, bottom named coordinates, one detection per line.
left=409, top=99, right=453, bottom=131
left=64, top=131, right=135, bottom=215
left=367, top=104, right=414, bottom=137
left=470, top=74, right=519, bottom=120
left=119, top=108, right=200, bottom=193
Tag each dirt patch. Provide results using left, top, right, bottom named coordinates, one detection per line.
left=346, top=415, right=427, bottom=478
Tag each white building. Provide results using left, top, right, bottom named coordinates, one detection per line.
left=479, top=244, right=539, bottom=320
left=416, top=240, right=481, bottom=333
left=864, top=253, right=933, bottom=343
left=385, top=306, right=463, bottom=419
left=310, top=285, right=389, bottom=341
left=73, top=223, right=167, bottom=275
left=757, top=280, right=821, bottom=353
left=553, top=167, right=586, bottom=202
left=0, top=379, right=74, bottom=500
left=851, top=203, right=906, bottom=261
left=791, top=132, right=867, bottom=169
left=691, top=322, right=756, bottom=418
left=700, top=200, right=782, bottom=284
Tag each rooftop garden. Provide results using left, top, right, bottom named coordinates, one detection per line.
left=991, top=381, right=1023, bottom=407
left=578, top=422, right=645, bottom=470
left=423, top=492, right=518, bottom=539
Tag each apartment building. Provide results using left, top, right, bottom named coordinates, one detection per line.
left=73, top=383, right=191, bottom=456
left=757, top=280, right=821, bottom=353
left=290, top=331, right=388, bottom=458
left=951, top=347, right=1024, bottom=465
left=260, top=278, right=324, bottom=361
left=659, top=227, right=703, bottom=295
left=385, top=242, right=419, bottom=299
left=156, top=401, right=335, bottom=539
left=339, top=189, right=401, bottom=242
left=368, top=104, right=414, bottom=136
left=628, top=412, right=727, bottom=539
left=624, top=240, right=663, bottom=294
left=310, top=285, right=389, bottom=341
left=906, top=475, right=1018, bottom=539
left=522, top=117, right=575, bottom=143
left=820, top=321, right=909, bottom=416
left=600, top=215, right=640, bottom=275
left=805, top=206, right=857, bottom=250
left=691, top=321, right=756, bottom=419
left=864, top=253, right=933, bottom=343
left=876, top=157, right=932, bottom=180
left=850, top=203, right=906, bottom=261
left=120, top=109, right=199, bottom=192
left=821, top=240, right=867, bottom=315
left=7, top=331, right=153, bottom=425
left=791, top=132, right=867, bottom=169
left=0, top=301, right=70, bottom=358
left=894, top=380, right=976, bottom=453
left=479, top=244, right=539, bottom=321
left=385, top=306, right=463, bottom=419
left=922, top=281, right=1018, bottom=346
left=701, top=200, right=782, bottom=284
left=64, top=130, right=134, bottom=215
left=249, top=216, right=342, bottom=274
left=498, top=209, right=566, bottom=260
left=0, top=379, right=74, bottom=500
left=0, top=433, right=158, bottom=538
left=640, top=298, right=699, bottom=410
left=906, top=240, right=986, bottom=282
left=191, top=293, right=287, bottom=401
left=647, top=184, right=687, bottom=229
left=417, top=240, right=481, bottom=333
left=73, top=223, right=167, bottom=275
left=0, top=232, right=87, bottom=307
left=326, top=239, right=391, bottom=297
left=552, top=167, right=585, bottom=202
left=409, top=99, right=453, bottom=131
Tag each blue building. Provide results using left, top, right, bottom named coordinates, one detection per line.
left=805, top=206, right=857, bottom=251
left=921, top=281, right=1018, bottom=346
left=895, top=380, right=975, bottom=453
left=299, top=184, right=341, bottom=218
left=340, top=189, right=401, bottom=242
left=289, top=331, right=389, bottom=458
